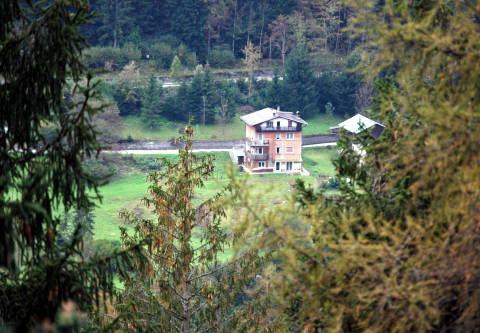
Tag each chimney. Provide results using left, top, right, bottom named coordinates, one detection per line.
left=296, top=110, right=300, bottom=117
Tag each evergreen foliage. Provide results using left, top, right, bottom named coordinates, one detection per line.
left=0, top=0, right=144, bottom=329
left=141, top=75, right=164, bottom=128
left=116, top=126, right=263, bottom=332
left=170, top=55, right=183, bottom=79
left=284, top=46, right=317, bottom=118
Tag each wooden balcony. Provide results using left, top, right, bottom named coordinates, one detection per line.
left=246, top=152, right=269, bottom=161
left=255, top=125, right=302, bottom=132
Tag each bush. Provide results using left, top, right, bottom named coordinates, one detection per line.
left=150, top=42, right=175, bottom=69
left=122, top=42, right=141, bottom=62
left=207, top=48, right=236, bottom=68
left=158, top=34, right=180, bottom=48
left=183, top=52, right=198, bottom=69
left=83, top=46, right=128, bottom=70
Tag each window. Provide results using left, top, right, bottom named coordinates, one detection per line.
left=275, top=133, right=281, bottom=140
left=258, top=161, right=265, bottom=168
left=288, top=120, right=293, bottom=127
left=276, top=147, right=281, bottom=154
left=258, top=133, right=264, bottom=142
left=276, top=121, right=281, bottom=127
left=286, top=147, right=293, bottom=153
left=286, top=162, right=293, bottom=171
left=257, top=148, right=263, bottom=154
left=286, top=133, right=294, bottom=140
left=266, top=121, right=273, bottom=128
left=276, top=162, right=280, bottom=171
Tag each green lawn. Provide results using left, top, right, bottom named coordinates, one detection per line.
left=92, top=148, right=336, bottom=242
left=121, top=114, right=342, bottom=141
left=302, top=114, right=343, bottom=136
left=302, top=147, right=338, bottom=177
left=121, top=116, right=246, bottom=141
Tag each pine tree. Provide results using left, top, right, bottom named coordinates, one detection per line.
left=117, top=126, right=262, bottom=332
left=284, top=45, right=317, bottom=117
left=141, top=75, right=163, bottom=128
left=170, top=55, right=183, bottom=80
left=201, top=65, right=219, bottom=125
left=265, top=68, right=285, bottom=108
left=0, top=1, right=143, bottom=329
left=167, top=0, right=209, bottom=60
left=187, top=71, right=204, bottom=123
left=97, top=0, right=135, bottom=47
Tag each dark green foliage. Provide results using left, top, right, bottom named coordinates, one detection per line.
left=111, top=79, right=142, bottom=116
left=207, top=47, right=236, bottom=68
left=264, top=69, right=285, bottom=108
left=149, top=42, right=175, bottom=69
left=0, top=0, right=144, bottom=329
left=97, top=0, right=135, bottom=48
left=166, top=0, right=209, bottom=60
left=141, top=75, right=164, bottom=128
left=187, top=71, right=204, bottom=122
left=283, top=46, right=317, bottom=117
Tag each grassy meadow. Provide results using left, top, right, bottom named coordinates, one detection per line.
left=120, top=113, right=342, bottom=141
left=92, top=148, right=337, bottom=242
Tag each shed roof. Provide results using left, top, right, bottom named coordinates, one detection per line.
left=240, top=107, right=308, bottom=126
left=330, top=114, right=384, bottom=134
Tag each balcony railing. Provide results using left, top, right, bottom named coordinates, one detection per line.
left=246, top=152, right=269, bottom=161
left=248, top=139, right=270, bottom=146
left=255, top=125, right=302, bottom=132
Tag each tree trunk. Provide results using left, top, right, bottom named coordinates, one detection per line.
left=202, top=95, right=206, bottom=126
left=269, top=36, right=272, bottom=65
left=259, top=1, right=265, bottom=59
left=113, top=0, right=118, bottom=48
left=232, top=0, right=238, bottom=55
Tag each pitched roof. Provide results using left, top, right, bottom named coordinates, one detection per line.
left=240, top=107, right=308, bottom=126
left=330, top=114, right=384, bottom=134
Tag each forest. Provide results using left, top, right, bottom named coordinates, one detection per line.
left=2, top=0, right=480, bottom=332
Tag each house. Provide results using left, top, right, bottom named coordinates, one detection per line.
left=239, top=107, right=308, bottom=173
left=330, top=113, right=385, bottom=158
left=330, top=113, right=384, bottom=138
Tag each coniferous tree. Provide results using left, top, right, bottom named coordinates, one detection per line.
left=265, top=68, right=285, bottom=108
left=97, top=0, right=135, bottom=47
left=167, top=0, right=209, bottom=60
left=283, top=45, right=317, bottom=117
left=141, top=75, right=163, bottom=128
left=187, top=71, right=204, bottom=123
left=170, top=54, right=183, bottom=79
left=116, top=126, right=263, bottom=332
left=201, top=65, right=219, bottom=125
left=0, top=1, right=143, bottom=329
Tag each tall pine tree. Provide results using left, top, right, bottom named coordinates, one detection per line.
left=117, top=126, right=263, bottom=332
left=141, top=75, right=163, bottom=128
left=283, top=45, right=317, bottom=117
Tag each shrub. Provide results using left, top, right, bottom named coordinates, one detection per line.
left=150, top=42, right=175, bottom=69
left=83, top=46, right=128, bottom=70
left=158, top=34, right=180, bottom=48
left=122, top=42, right=141, bottom=62
left=207, top=48, right=236, bottom=68
left=184, top=51, right=198, bottom=69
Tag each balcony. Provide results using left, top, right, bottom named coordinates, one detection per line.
left=248, top=139, right=270, bottom=146
left=255, top=125, right=302, bottom=132
left=246, top=152, right=269, bottom=161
